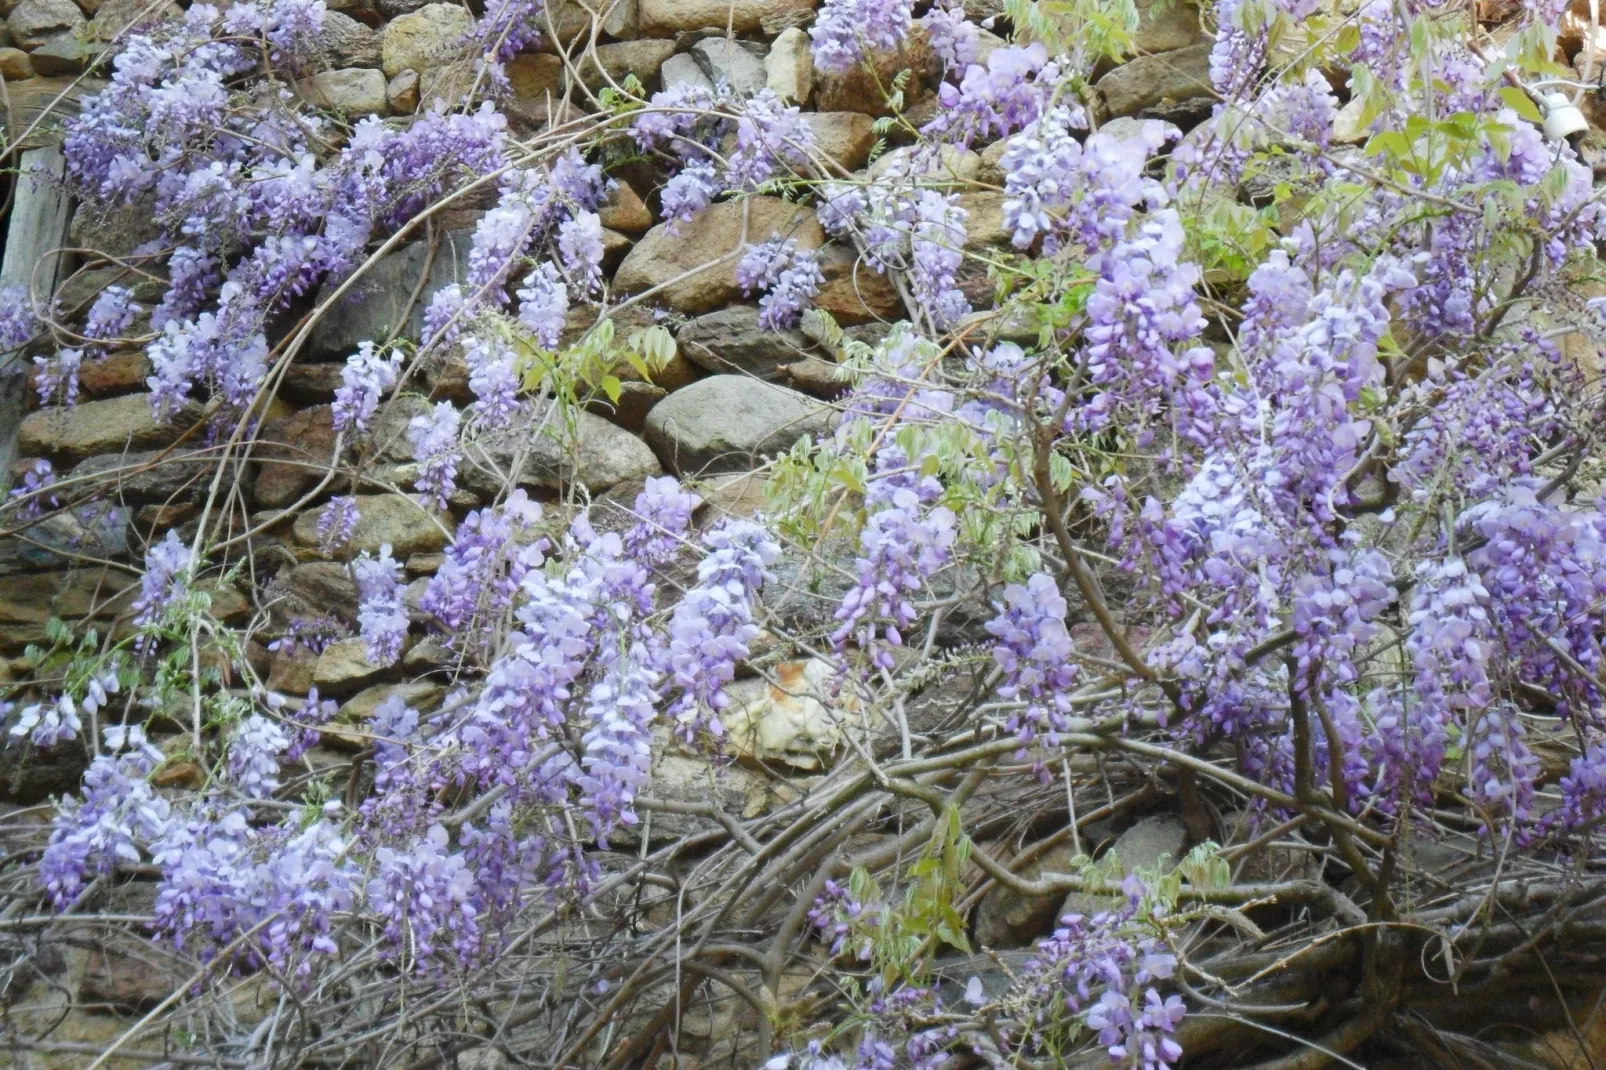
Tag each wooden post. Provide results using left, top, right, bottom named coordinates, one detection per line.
left=1, top=145, right=74, bottom=491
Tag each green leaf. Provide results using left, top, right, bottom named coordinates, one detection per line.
left=600, top=375, right=622, bottom=404
left=1499, top=85, right=1543, bottom=124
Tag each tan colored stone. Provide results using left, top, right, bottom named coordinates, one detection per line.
left=805, top=110, right=875, bottom=171
left=387, top=68, right=419, bottom=112
left=577, top=37, right=676, bottom=89
left=639, top=0, right=815, bottom=36
left=0, top=44, right=34, bottom=78
left=1095, top=42, right=1213, bottom=119
left=19, top=393, right=203, bottom=462
left=782, top=354, right=847, bottom=398
left=600, top=180, right=652, bottom=232
left=722, top=658, right=849, bottom=769
left=869, top=142, right=982, bottom=183
left=380, top=2, right=473, bottom=78
left=613, top=197, right=824, bottom=314
left=813, top=25, right=939, bottom=116
left=507, top=50, right=562, bottom=99
left=291, top=493, right=452, bottom=558
left=340, top=680, right=444, bottom=721
left=268, top=648, right=318, bottom=693
left=313, top=637, right=397, bottom=694
left=766, top=25, right=811, bottom=103
left=814, top=243, right=903, bottom=325
left=297, top=66, right=389, bottom=116
left=540, top=0, right=636, bottom=45
left=960, top=190, right=1009, bottom=248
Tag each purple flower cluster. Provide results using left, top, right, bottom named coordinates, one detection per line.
left=834, top=446, right=958, bottom=669
left=626, top=476, right=701, bottom=565
left=420, top=490, right=547, bottom=639
left=0, top=284, right=38, bottom=350
left=516, top=264, right=569, bottom=349
left=987, top=573, right=1080, bottom=743
left=40, top=727, right=169, bottom=906
left=737, top=239, right=825, bottom=329
left=408, top=401, right=462, bottom=509
left=811, top=0, right=913, bottom=73
left=663, top=521, right=779, bottom=738
left=333, top=342, right=402, bottom=434
left=132, top=531, right=193, bottom=643
left=316, top=495, right=359, bottom=554
left=353, top=544, right=408, bottom=666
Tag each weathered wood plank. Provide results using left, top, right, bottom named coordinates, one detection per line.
left=2, top=77, right=104, bottom=151
left=1, top=145, right=76, bottom=490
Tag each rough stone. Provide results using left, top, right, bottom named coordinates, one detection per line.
left=814, top=243, right=903, bottom=324
left=0, top=501, right=128, bottom=572
left=387, top=67, right=419, bottom=112
left=313, top=637, right=397, bottom=694
left=1132, top=0, right=1202, bottom=53
left=959, top=190, right=1010, bottom=248
left=614, top=197, right=824, bottom=314
left=316, top=9, right=381, bottom=68
left=291, top=493, right=452, bottom=558
left=460, top=402, right=662, bottom=494
left=766, top=25, right=811, bottom=102
left=782, top=355, right=847, bottom=398
left=660, top=50, right=712, bottom=92
left=0, top=724, right=88, bottom=802
left=541, top=0, right=636, bottom=44
left=268, top=648, right=318, bottom=693
left=19, top=394, right=203, bottom=463
left=677, top=305, right=816, bottom=378
left=507, top=51, right=562, bottom=99
left=869, top=142, right=982, bottom=184
left=308, top=230, right=470, bottom=355
left=274, top=562, right=353, bottom=625
left=1061, top=814, right=1190, bottom=919
left=70, top=191, right=164, bottom=258
left=69, top=448, right=216, bottom=505
left=255, top=404, right=340, bottom=508
left=27, top=32, right=97, bottom=75
left=340, top=680, right=444, bottom=721
left=975, top=843, right=1075, bottom=949
left=600, top=180, right=652, bottom=232
left=298, top=66, right=389, bottom=116
left=804, top=111, right=874, bottom=170
left=1095, top=42, right=1213, bottom=119
left=0, top=43, right=33, bottom=77
left=576, top=38, right=676, bottom=89
left=588, top=380, right=665, bottom=432
left=86, top=0, right=180, bottom=38
left=691, top=37, right=766, bottom=95
left=813, top=25, right=938, bottom=116
left=380, top=2, right=473, bottom=78
left=417, top=57, right=480, bottom=111
left=639, top=0, right=815, bottom=35
left=644, top=375, right=833, bottom=475
left=81, top=939, right=181, bottom=1013
left=7, top=0, right=81, bottom=50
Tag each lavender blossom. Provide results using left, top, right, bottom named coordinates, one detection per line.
left=353, top=544, right=407, bottom=666
left=332, top=341, right=401, bottom=434
left=515, top=263, right=569, bottom=349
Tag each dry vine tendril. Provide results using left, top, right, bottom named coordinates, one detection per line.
left=3, top=0, right=1606, bottom=1065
